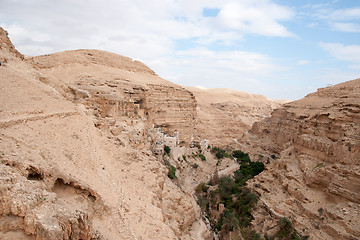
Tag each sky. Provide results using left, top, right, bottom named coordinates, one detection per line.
left=1, top=0, right=359, bottom=100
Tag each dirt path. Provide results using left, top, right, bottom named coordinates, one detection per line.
left=218, top=161, right=239, bottom=177
left=0, top=111, right=78, bottom=128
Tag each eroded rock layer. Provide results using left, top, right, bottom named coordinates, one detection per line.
left=27, top=49, right=197, bottom=143
left=246, top=80, right=360, bottom=240
left=185, top=87, right=285, bottom=146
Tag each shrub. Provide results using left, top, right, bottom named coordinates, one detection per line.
left=197, top=196, right=209, bottom=212
left=241, top=228, right=263, bottom=240
left=233, top=150, right=251, bottom=164
left=212, top=147, right=226, bottom=159
left=221, top=209, right=239, bottom=231
left=250, top=161, right=265, bottom=176
left=195, top=182, right=209, bottom=193
left=218, top=176, right=237, bottom=200
left=239, top=161, right=265, bottom=180
left=274, top=217, right=307, bottom=240
left=192, top=163, right=199, bottom=169
left=164, top=145, right=171, bottom=155
left=215, top=151, right=224, bottom=159
left=199, top=154, right=206, bottom=161
left=167, top=165, right=176, bottom=179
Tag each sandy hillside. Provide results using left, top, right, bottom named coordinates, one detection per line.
left=0, top=26, right=208, bottom=240
left=185, top=86, right=288, bottom=147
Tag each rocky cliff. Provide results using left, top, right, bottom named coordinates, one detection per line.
left=245, top=80, right=360, bottom=239
left=185, top=87, right=285, bottom=147
left=0, top=26, right=201, bottom=239
left=26, top=49, right=197, bottom=144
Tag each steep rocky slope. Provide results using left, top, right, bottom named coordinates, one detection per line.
left=0, top=27, right=203, bottom=239
left=27, top=49, right=197, bottom=143
left=244, top=80, right=360, bottom=239
left=185, top=87, right=286, bottom=147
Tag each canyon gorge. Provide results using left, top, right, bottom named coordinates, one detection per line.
left=0, top=26, right=359, bottom=240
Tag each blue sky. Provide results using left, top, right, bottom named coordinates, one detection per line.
left=1, top=0, right=359, bottom=99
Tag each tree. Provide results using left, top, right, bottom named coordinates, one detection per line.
left=164, top=145, right=171, bottom=155
left=167, top=165, right=176, bottom=179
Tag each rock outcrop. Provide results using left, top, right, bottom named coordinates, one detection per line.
left=27, top=49, right=197, bottom=144
left=245, top=80, right=360, bottom=239
left=186, top=87, right=286, bottom=147
left=0, top=27, right=24, bottom=61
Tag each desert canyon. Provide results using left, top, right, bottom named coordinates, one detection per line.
left=0, top=26, right=359, bottom=240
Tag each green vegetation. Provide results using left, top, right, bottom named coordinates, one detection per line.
left=195, top=149, right=266, bottom=238
left=211, top=147, right=226, bottom=159
left=195, top=148, right=306, bottom=239
left=167, top=165, right=176, bottom=179
left=265, top=217, right=309, bottom=240
left=242, top=228, right=264, bottom=240
left=196, top=175, right=260, bottom=237
left=234, top=161, right=265, bottom=185
left=164, top=145, right=171, bottom=155
left=192, top=163, right=199, bottom=169
left=195, top=182, right=209, bottom=193
left=199, top=154, right=206, bottom=161
left=182, top=155, right=187, bottom=162
left=232, top=150, right=251, bottom=164
left=314, top=162, right=324, bottom=170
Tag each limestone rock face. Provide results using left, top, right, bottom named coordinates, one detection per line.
left=27, top=49, right=197, bottom=144
left=185, top=87, right=286, bottom=146
left=246, top=79, right=360, bottom=240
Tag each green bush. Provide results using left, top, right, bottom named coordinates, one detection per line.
left=212, top=147, right=226, bottom=159
left=274, top=217, right=308, bottom=240
left=164, top=145, right=171, bottom=155
left=235, top=161, right=265, bottom=185
left=218, top=176, right=237, bottom=201
left=192, top=163, right=199, bottom=169
left=199, top=154, right=206, bottom=161
left=167, top=165, right=176, bottom=179
left=233, top=150, right=251, bottom=164
left=215, top=151, right=223, bottom=159
left=197, top=196, right=209, bottom=212
left=242, top=228, right=264, bottom=240
left=221, top=209, right=239, bottom=231
left=195, top=148, right=269, bottom=238
left=195, top=182, right=209, bottom=193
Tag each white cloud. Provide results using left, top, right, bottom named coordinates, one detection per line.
left=176, top=47, right=280, bottom=73
left=217, top=1, right=295, bottom=37
left=314, top=68, right=359, bottom=85
left=310, top=6, right=360, bottom=32
left=328, top=7, right=360, bottom=21
left=147, top=47, right=284, bottom=95
left=0, top=0, right=296, bottom=98
left=327, top=7, right=360, bottom=33
left=320, top=42, right=360, bottom=69
left=297, top=60, right=310, bottom=65
left=330, top=22, right=360, bottom=32
left=0, top=0, right=295, bottom=56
